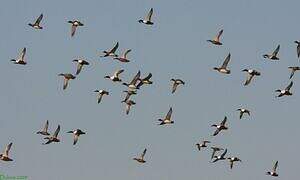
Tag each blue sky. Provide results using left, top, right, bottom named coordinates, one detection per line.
left=0, top=0, right=299, bottom=179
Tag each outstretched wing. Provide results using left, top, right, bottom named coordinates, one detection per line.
left=129, top=71, right=141, bottom=85
left=285, top=81, right=293, bottom=91
left=35, top=14, right=43, bottom=24
left=20, top=47, right=26, bottom=61
left=213, top=29, right=223, bottom=42
left=244, top=74, right=254, bottom=86
left=221, top=116, right=227, bottom=126
left=43, top=120, right=49, bottom=132
left=4, top=143, right=12, bottom=157
left=114, top=69, right=124, bottom=77
left=63, top=79, right=69, bottom=90
left=221, top=53, right=230, bottom=69
left=273, top=161, right=278, bottom=172
left=73, top=135, right=79, bottom=145
left=165, top=107, right=173, bottom=120
left=53, top=125, right=60, bottom=138
left=141, top=148, right=147, bottom=159
left=71, top=25, right=77, bottom=37
left=76, top=63, right=83, bottom=75
left=297, top=44, right=300, bottom=58
left=272, top=45, right=280, bottom=56
left=221, top=149, right=227, bottom=157
left=145, top=8, right=153, bottom=21
left=110, top=42, right=119, bottom=53
left=123, top=49, right=131, bottom=58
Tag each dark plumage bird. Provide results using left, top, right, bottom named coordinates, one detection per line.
left=137, top=73, right=153, bottom=89
left=11, top=47, right=27, bottom=65
left=104, top=69, right=124, bottom=82
left=43, top=125, right=60, bottom=145
left=228, top=157, right=242, bottom=169
left=68, top=20, right=84, bottom=37
left=171, top=79, right=185, bottom=93
left=138, top=8, right=154, bottom=25
left=123, top=99, right=136, bottom=115
left=122, top=90, right=137, bottom=103
left=58, top=73, right=76, bottom=90
left=158, top=107, right=174, bottom=125
left=133, top=148, right=147, bottom=163
left=294, top=41, right=300, bottom=58
left=113, top=49, right=131, bottom=62
left=288, top=66, right=300, bottom=79
left=36, top=120, right=50, bottom=136
left=212, top=149, right=227, bottom=163
left=213, top=53, right=231, bottom=74
left=207, top=29, right=223, bottom=45
left=210, top=147, right=224, bottom=160
left=263, top=45, right=280, bottom=60
left=101, top=42, right=119, bottom=58
left=0, top=143, right=13, bottom=162
left=237, top=108, right=250, bottom=119
left=28, top=14, right=43, bottom=29
left=94, top=90, right=109, bottom=104
left=275, top=81, right=293, bottom=97
left=196, top=141, right=210, bottom=151
left=67, top=129, right=86, bottom=145
left=122, top=71, right=141, bottom=91
left=211, top=116, right=228, bottom=136
left=242, top=69, right=261, bottom=86
left=266, top=161, right=279, bottom=177
left=72, top=59, right=89, bottom=75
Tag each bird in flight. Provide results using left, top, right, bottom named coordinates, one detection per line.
left=211, top=116, right=228, bottom=136
left=263, top=45, right=280, bottom=60
left=275, top=81, right=293, bottom=97
left=11, top=47, right=27, bottom=65
left=0, top=143, right=13, bottom=162
left=133, top=148, right=147, bottom=163
left=28, top=14, right=43, bottom=29
left=58, top=73, right=76, bottom=90
left=36, top=120, right=50, bottom=136
left=242, top=69, right=261, bottom=86
left=207, top=29, right=223, bottom=45
left=138, top=8, right=154, bottom=25
left=213, top=53, right=231, bottom=74
left=68, top=20, right=84, bottom=37
left=67, top=129, right=86, bottom=145
left=266, top=161, right=279, bottom=177
left=43, top=125, right=60, bottom=145
left=158, top=107, right=174, bottom=125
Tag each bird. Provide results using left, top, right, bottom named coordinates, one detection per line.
left=122, top=90, right=137, bottom=103
left=294, top=41, right=300, bottom=58
left=196, top=141, right=210, bottom=151
left=113, top=49, right=131, bottom=62
left=58, top=73, right=76, bottom=90
left=136, top=73, right=153, bottom=89
left=104, top=69, right=124, bottom=82
left=211, top=116, right=228, bottom=136
left=263, top=45, right=280, bottom=60
left=0, top=143, right=13, bottom=162
left=94, top=90, right=109, bottom=103
left=133, top=148, right=147, bottom=163
left=101, top=42, right=119, bottom=58
left=212, top=149, right=227, bottom=163
left=266, top=161, right=279, bottom=177
left=11, top=47, right=27, bottom=65
left=237, top=108, right=250, bottom=119
left=68, top=20, right=84, bottom=37
left=242, top=69, right=261, bottom=86
left=158, top=107, right=174, bottom=125
left=228, top=157, right=242, bottom=169
left=123, top=99, right=136, bottom=115
left=36, top=120, right=50, bottom=136
left=288, top=66, right=300, bottom=79
left=43, top=125, right=60, bottom=145
left=138, top=8, right=154, bottom=25
left=275, top=81, right=293, bottom=97
left=210, top=147, right=224, bottom=160
left=28, top=14, right=43, bottom=29
left=207, top=29, right=223, bottom=45
left=171, top=79, right=185, bottom=94
left=67, top=129, right=86, bottom=145
left=72, top=59, right=89, bottom=75
left=122, top=71, right=141, bottom=91
left=213, top=53, right=231, bottom=74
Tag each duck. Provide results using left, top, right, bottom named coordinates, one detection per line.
left=36, top=120, right=50, bottom=136
left=288, top=66, right=300, bottom=79
left=228, top=157, right=242, bottom=169
left=58, top=73, right=76, bottom=90
left=101, top=42, right=119, bottom=58
left=43, top=125, right=60, bottom=145
left=212, top=149, right=227, bottom=163
left=122, top=90, right=137, bottom=103
left=28, top=14, right=43, bottom=29
left=67, top=129, right=86, bottom=145
left=104, top=69, right=124, bottom=82
left=136, top=73, right=153, bottom=89
left=94, top=90, right=109, bottom=104
left=171, top=79, right=185, bottom=94
left=237, top=108, right=250, bottom=119
left=211, top=147, right=224, bottom=160
left=72, top=59, right=89, bottom=75
left=294, top=41, right=300, bottom=58
left=0, top=143, right=13, bottom=162
left=263, top=45, right=280, bottom=60
left=68, top=20, right=84, bottom=37
left=196, top=141, right=210, bottom=151
left=11, top=47, right=27, bottom=65
left=113, top=49, right=131, bottom=62
left=133, top=148, right=147, bottom=163
left=211, top=116, right=228, bottom=136
left=242, top=69, right=261, bottom=86
left=275, top=81, right=293, bottom=97
left=158, top=107, right=174, bottom=125
left=207, top=29, right=223, bottom=45
left=122, top=71, right=141, bottom=91
left=213, top=53, right=231, bottom=74
left=266, top=161, right=278, bottom=177
left=123, top=99, right=136, bottom=115
left=138, top=8, right=154, bottom=25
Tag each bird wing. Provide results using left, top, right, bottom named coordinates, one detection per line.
left=123, top=49, right=131, bottom=58
left=297, top=44, right=300, bottom=58
left=126, top=104, right=131, bottom=115
left=172, top=82, right=178, bottom=93
left=71, top=25, right=77, bottom=37
left=213, top=128, right=220, bottom=136
left=244, top=74, right=254, bottom=86
left=239, top=111, right=243, bottom=119
left=285, top=81, right=293, bottom=91
left=110, top=42, right=119, bottom=53
left=211, top=150, right=216, bottom=160
left=165, top=107, right=173, bottom=120
left=43, top=120, right=49, bottom=132
left=290, top=69, right=295, bottom=79
left=35, top=14, right=43, bottom=24
left=221, top=53, right=230, bottom=69
left=53, top=125, right=60, bottom=138
left=129, top=71, right=141, bottom=85
left=73, top=134, right=79, bottom=145
left=221, top=116, right=227, bottom=126
left=114, top=69, right=124, bottom=77
left=213, top=29, right=223, bottom=42
left=20, top=47, right=26, bottom=62
left=221, top=149, right=227, bottom=157
left=76, top=63, right=83, bottom=75
left=97, top=94, right=103, bottom=104
left=273, top=161, right=278, bottom=172
left=230, top=160, right=233, bottom=169
left=63, top=79, right=69, bottom=90
left=145, top=8, right=153, bottom=21
left=272, top=45, right=280, bottom=56
left=141, top=148, right=147, bottom=159
left=4, top=143, right=12, bottom=157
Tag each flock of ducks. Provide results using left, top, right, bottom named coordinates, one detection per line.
left=3, top=6, right=298, bottom=178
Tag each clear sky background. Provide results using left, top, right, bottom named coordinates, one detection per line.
left=0, top=0, right=299, bottom=179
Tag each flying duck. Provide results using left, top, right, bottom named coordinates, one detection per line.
left=113, top=49, right=131, bottom=62
left=266, top=161, right=278, bottom=177
left=122, top=90, right=137, bottom=103
left=171, top=79, right=185, bottom=94
left=242, top=69, right=261, bottom=86
left=11, top=47, right=27, bottom=65
left=158, top=107, right=174, bottom=125
left=28, top=14, right=43, bottom=29
left=68, top=20, right=84, bottom=37
left=101, top=42, right=119, bottom=58
left=211, top=116, right=228, bottom=136
left=136, top=73, right=153, bottom=89
left=36, top=120, right=50, bottom=136
left=104, top=69, right=124, bottom=82
left=211, top=147, right=224, bottom=160
left=213, top=53, right=231, bottom=74
left=94, top=90, right=109, bottom=103
left=0, top=143, right=13, bottom=162
left=275, top=81, right=293, bottom=97
left=72, top=59, right=89, bottom=75
left=138, top=8, right=154, bottom=25
left=196, top=141, right=210, bottom=151
left=237, top=108, right=250, bottom=119
left=288, top=66, right=300, bottom=79
left=67, top=129, right=86, bottom=145
left=43, top=125, right=60, bottom=145
left=58, top=73, right=76, bottom=90
left=263, top=45, right=280, bottom=60
left=294, top=41, right=300, bottom=58
left=123, top=99, right=136, bottom=115
left=122, top=71, right=141, bottom=91
left=207, top=29, right=223, bottom=45
left=133, top=148, right=147, bottom=163
left=212, top=149, right=227, bottom=163
left=228, top=157, right=242, bottom=169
